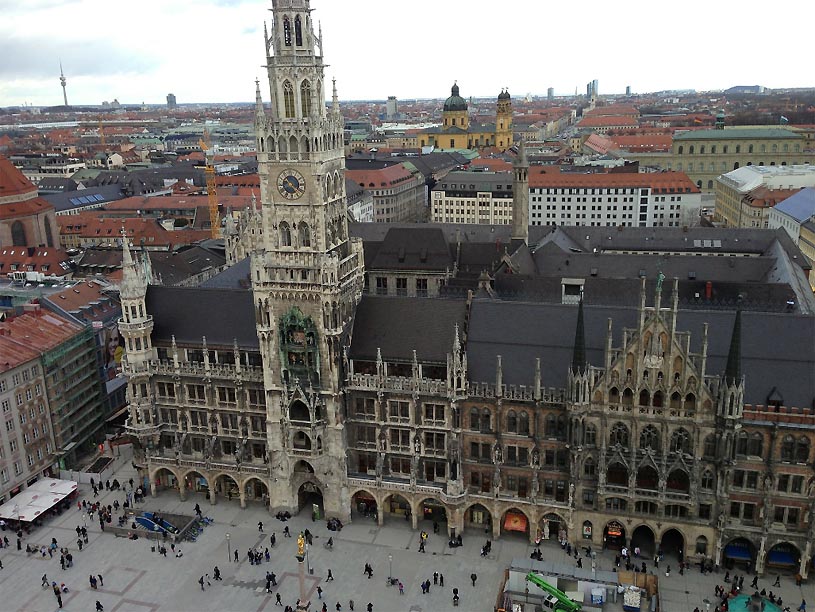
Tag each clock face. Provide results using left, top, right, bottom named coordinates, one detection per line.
left=277, top=169, right=306, bottom=200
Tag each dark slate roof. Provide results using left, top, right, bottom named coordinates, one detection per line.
left=43, top=184, right=126, bottom=212
left=350, top=295, right=467, bottom=363
left=369, top=227, right=453, bottom=271
left=200, top=257, right=251, bottom=290
left=146, top=286, right=257, bottom=348
left=466, top=299, right=815, bottom=408
left=150, top=246, right=226, bottom=286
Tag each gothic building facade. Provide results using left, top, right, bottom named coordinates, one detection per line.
left=121, top=0, right=815, bottom=580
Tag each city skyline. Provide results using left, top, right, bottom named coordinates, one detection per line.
left=1, top=0, right=813, bottom=107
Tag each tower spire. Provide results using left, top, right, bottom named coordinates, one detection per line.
left=571, top=298, right=586, bottom=373
left=332, top=78, right=339, bottom=114
left=59, top=61, right=68, bottom=107
left=724, top=309, right=742, bottom=385
left=511, top=140, right=529, bottom=243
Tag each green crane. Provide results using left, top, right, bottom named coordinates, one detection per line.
left=525, top=572, right=582, bottom=612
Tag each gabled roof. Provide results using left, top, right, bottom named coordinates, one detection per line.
left=0, top=155, right=38, bottom=199
left=369, top=227, right=453, bottom=271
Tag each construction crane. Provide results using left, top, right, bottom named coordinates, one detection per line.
left=199, top=128, right=219, bottom=238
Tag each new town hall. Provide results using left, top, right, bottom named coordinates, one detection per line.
left=121, top=0, right=815, bottom=579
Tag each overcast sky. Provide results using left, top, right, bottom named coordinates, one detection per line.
left=1, top=0, right=812, bottom=108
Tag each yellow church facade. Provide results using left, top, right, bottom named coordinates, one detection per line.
left=418, top=83, right=514, bottom=151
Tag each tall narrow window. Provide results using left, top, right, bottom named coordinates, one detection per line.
left=283, top=16, right=292, bottom=46
left=11, top=221, right=26, bottom=246
left=283, top=81, right=295, bottom=118
left=300, top=80, right=312, bottom=117
left=44, top=217, right=54, bottom=247
left=299, top=222, right=311, bottom=247
left=294, top=15, right=303, bottom=46
left=280, top=222, right=291, bottom=247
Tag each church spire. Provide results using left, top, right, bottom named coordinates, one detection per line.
left=724, top=309, right=742, bottom=385
left=332, top=78, right=340, bottom=115
left=571, top=298, right=586, bottom=373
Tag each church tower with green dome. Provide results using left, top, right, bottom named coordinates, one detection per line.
left=442, top=82, right=469, bottom=131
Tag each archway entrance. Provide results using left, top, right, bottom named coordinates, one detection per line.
left=214, top=474, right=240, bottom=502
left=243, top=477, right=269, bottom=505
left=152, top=467, right=179, bottom=493
left=297, top=481, right=323, bottom=518
left=603, top=520, right=626, bottom=550
left=418, top=498, right=447, bottom=536
left=767, top=542, right=801, bottom=575
left=351, top=490, right=377, bottom=522
left=183, top=470, right=210, bottom=499
left=538, top=513, right=567, bottom=545
left=631, top=525, right=656, bottom=557
left=464, top=503, right=492, bottom=536
left=383, top=493, right=411, bottom=524
left=660, top=528, right=685, bottom=562
left=723, top=537, right=756, bottom=570
left=501, top=508, right=530, bottom=541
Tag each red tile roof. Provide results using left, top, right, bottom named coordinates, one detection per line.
left=346, top=164, right=418, bottom=189
left=0, top=306, right=82, bottom=373
left=0, top=154, right=38, bottom=199
left=0, top=246, right=73, bottom=277
left=470, top=158, right=513, bottom=172
left=577, top=115, right=639, bottom=128
left=57, top=213, right=211, bottom=248
left=43, top=279, right=119, bottom=323
left=529, top=168, right=700, bottom=192
left=585, top=105, right=639, bottom=117
left=609, top=134, right=673, bottom=152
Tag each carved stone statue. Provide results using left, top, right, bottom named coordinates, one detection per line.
left=493, top=443, right=503, bottom=464
left=717, top=511, right=726, bottom=530
left=375, top=452, right=384, bottom=478
left=414, top=435, right=422, bottom=454
left=530, top=473, right=539, bottom=498
left=379, top=430, right=387, bottom=452
left=531, top=448, right=540, bottom=468
left=569, top=483, right=575, bottom=507
left=542, top=518, right=550, bottom=540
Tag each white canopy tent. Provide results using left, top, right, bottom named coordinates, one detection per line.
left=0, top=478, right=77, bottom=522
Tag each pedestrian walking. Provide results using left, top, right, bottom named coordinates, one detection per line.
left=774, top=575, right=781, bottom=587
left=199, top=575, right=205, bottom=591
left=349, top=600, right=354, bottom=611
left=433, top=572, right=438, bottom=585
left=321, top=604, right=327, bottom=612
left=57, top=594, right=63, bottom=609
left=98, top=574, right=104, bottom=587
left=275, top=593, right=282, bottom=606
left=206, top=574, right=211, bottom=586
left=234, top=549, right=239, bottom=563
left=336, top=603, right=342, bottom=611
left=214, top=566, right=222, bottom=580
left=366, top=603, right=373, bottom=612
left=96, top=601, right=104, bottom=612
left=271, top=533, right=276, bottom=547
left=439, top=573, right=444, bottom=587
left=258, top=521, right=264, bottom=532
left=471, top=573, right=477, bottom=587
left=751, top=576, right=759, bottom=588
left=798, top=600, right=806, bottom=612
left=42, top=574, right=49, bottom=587
left=327, top=569, right=334, bottom=581
left=398, top=582, right=404, bottom=595
left=317, top=586, right=323, bottom=599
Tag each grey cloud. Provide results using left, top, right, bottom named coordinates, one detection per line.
left=0, top=36, right=160, bottom=79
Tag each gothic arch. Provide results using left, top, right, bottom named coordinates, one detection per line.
left=11, top=220, right=26, bottom=246
left=280, top=221, right=291, bottom=246
left=299, top=222, right=311, bottom=247
left=289, top=399, right=310, bottom=422
left=294, top=14, right=303, bottom=46
left=300, top=79, right=312, bottom=116
left=289, top=135, right=299, bottom=157
left=282, top=80, right=295, bottom=118
left=282, top=15, right=292, bottom=46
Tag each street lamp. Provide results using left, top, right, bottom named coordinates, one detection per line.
left=226, top=533, right=231, bottom=562
left=388, top=554, right=393, bottom=583
left=306, top=542, right=311, bottom=575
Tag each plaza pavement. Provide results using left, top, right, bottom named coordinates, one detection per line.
left=0, top=457, right=813, bottom=612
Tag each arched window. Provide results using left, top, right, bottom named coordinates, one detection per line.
left=44, top=217, right=54, bottom=247
left=678, top=145, right=683, bottom=155
left=518, top=412, right=529, bottom=435
left=506, top=410, right=517, bottom=433
left=701, top=470, right=714, bottom=490
left=685, top=393, right=696, bottom=410
left=622, top=388, right=634, bottom=406
left=781, top=435, right=795, bottom=461
left=639, top=425, right=660, bottom=451
left=734, top=162, right=740, bottom=170
left=469, top=408, right=480, bottom=431
left=748, top=432, right=763, bottom=456
left=609, top=387, right=620, bottom=403
left=298, top=222, right=311, bottom=247
left=584, top=424, right=597, bottom=446
left=735, top=431, right=748, bottom=457
left=294, top=15, right=303, bottom=46
left=639, top=389, right=650, bottom=406
left=282, top=16, right=292, bottom=46
left=652, top=391, right=663, bottom=408
left=481, top=408, right=491, bottom=432
left=670, top=428, right=691, bottom=454
left=280, top=221, right=291, bottom=247
left=670, top=392, right=682, bottom=409
left=707, top=180, right=714, bottom=189
left=700, top=145, right=705, bottom=154
left=735, top=145, right=741, bottom=154
left=300, top=80, right=312, bottom=117
left=11, top=221, right=26, bottom=246
left=545, top=414, right=556, bottom=436
left=610, top=422, right=629, bottom=447
left=283, top=81, right=295, bottom=118
left=689, top=145, right=695, bottom=154
left=796, top=437, right=810, bottom=463
left=583, top=457, right=596, bottom=477
left=749, top=144, right=754, bottom=153
left=703, top=434, right=716, bottom=459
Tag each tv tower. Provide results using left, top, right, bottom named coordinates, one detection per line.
left=59, top=61, right=68, bottom=107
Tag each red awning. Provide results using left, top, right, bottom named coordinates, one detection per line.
left=503, top=512, right=528, bottom=533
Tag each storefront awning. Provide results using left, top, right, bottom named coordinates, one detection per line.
left=724, top=544, right=752, bottom=561
left=767, top=550, right=798, bottom=566
left=503, top=512, right=528, bottom=533
left=0, top=478, right=77, bottom=522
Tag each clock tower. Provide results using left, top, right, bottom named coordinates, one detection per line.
left=252, top=0, right=364, bottom=519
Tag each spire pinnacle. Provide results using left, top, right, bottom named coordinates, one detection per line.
left=571, top=299, right=586, bottom=373
left=332, top=78, right=339, bottom=113
left=121, top=226, right=133, bottom=268
left=724, top=309, right=742, bottom=385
